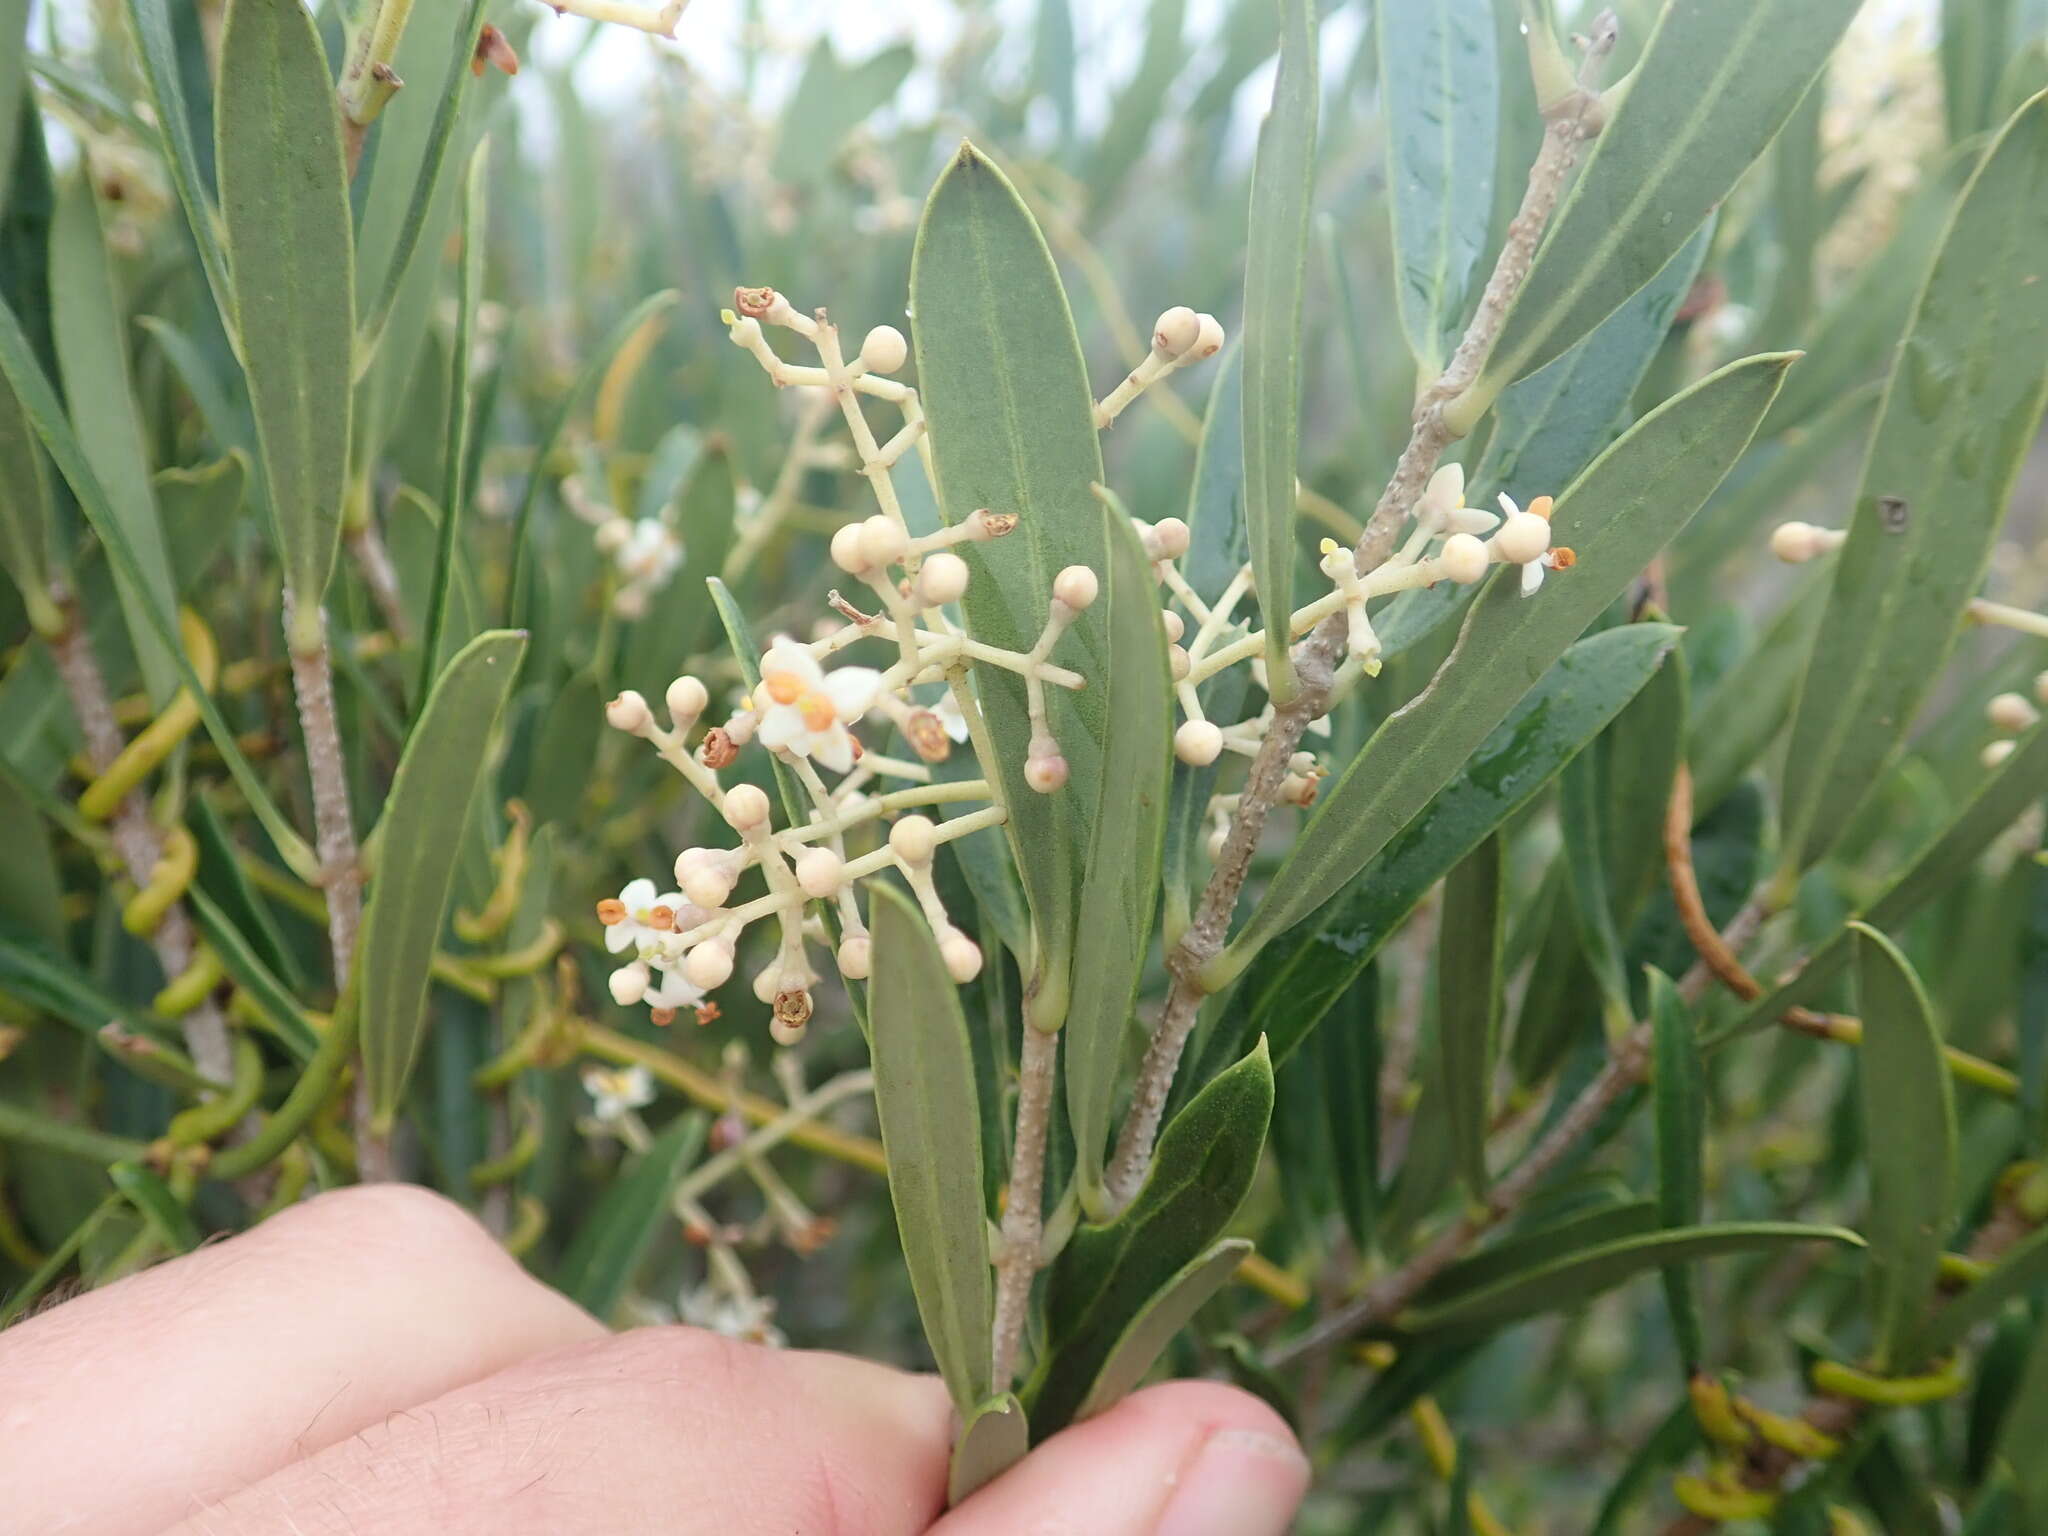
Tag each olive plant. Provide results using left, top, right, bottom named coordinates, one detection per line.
left=5, top=0, right=2048, bottom=1528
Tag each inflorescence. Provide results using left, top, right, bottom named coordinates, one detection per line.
left=595, top=287, right=1574, bottom=1040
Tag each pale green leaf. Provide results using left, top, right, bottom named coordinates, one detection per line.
left=358, top=631, right=526, bottom=1126
left=949, top=1394, right=1028, bottom=1507
left=557, top=1112, right=709, bottom=1320
left=1077, top=1238, right=1252, bottom=1419
left=772, top=42, right=915, bottom=185
left=1437, top=835, right=1503, bottom=1197
left=120, top=0, right=231, bottom=317
left=1648, top=968, right=1705, bottom=1370
left=217, top=0, right=354, bottom=613
left=868, top=882, right=994, bottom=1412
left=1780, top=92, right=2048, bottom=872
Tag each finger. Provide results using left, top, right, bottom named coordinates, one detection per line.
left=936, top=1381, right=1310, bottom=1536
left=161, top=1325, right=955, bottom=1536
left=0, top=1183, right=601, bottom=1536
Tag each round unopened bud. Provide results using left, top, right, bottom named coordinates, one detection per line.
left=858, top=514, right=908, bottom=571
left=940, top=932, right=984, bottom=983
left=1053, top=565, right=1099, bottom=611
left=684, top=941, right=734, bottom=989
left=1176, top=720, right=1225, bottom=766
left=917, top=551, right=970, bottom=606
left=723, top=783, right=771, bottom=832
left=1206, top=826, right=1227, bottom=861
left=1151, top=517, right=1191, bottom=559
left=1440, top=532, right=1491, bottom=585
left=1024, top=752, right=1069, bottom=793
left=1162, top=611, right=1185, bottom=644
left=1170, top=645, right=1191, bottom=681
left=860, top=324, right=908, bottom=374
left=1982, top=739, right=2018, bottom=769
left=606, top=690, right=653, bottom=734
left=683, top=863, right=735, bottom=910
left=830, top=521, right=871, bottom=574
left=1191, top=313, right=1225, bottom=359
left=1770, top=521, right=1826, bottom=563
left=1989, top=692, right=2040, bottom=733
left=795, top=846, right=845, bottom=898
left=1152, top=305, right=1201, bottom=359
left=1493, top=512, right=1552, bottom=566
left=608, top=962, right=650, bottom=1007
left=837, top=934, right=872, bottom=979
left=666, top=674, right=709, bottom=726
left=889, top=814, right=938, bottom=865
left=595, top=517, right=631, bottom=554
left=769, top=1013, right=808, bottom=1047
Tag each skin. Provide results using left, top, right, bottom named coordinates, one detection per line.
left=0, top=1185, right=1308, bottom=1535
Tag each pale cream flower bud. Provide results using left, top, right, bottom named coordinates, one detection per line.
left=1988, top=692, right=2040, bottom=733
left=940, top=932, right=984, bottom=983
left=1162, top=611, right=1185, bottom=643
left=1771, top=521, right=1821, bottom=563
left=1169, top=645, right=1191, bottom=680
left=770, top=1013, right=808, bottom=1047
left=1982, top=739, right=2018, bottom=769
left=1024, top=752, right=1069, bottom=793
left=666, top=675, right=709, bottom=726
left=1494, top=512, right=1552, bottom=566
left=723, top=784, right=771, bottom=831
left=1175, top=720, right=1224, bottom=766
left=595, top=517, right=632, bottom=554
left=683, top=863, right=735, bottom=910
left=1191, top=313, right=1224, bottom=359
left=859, top=324, right=908, bottom=374
left=608, top=962, right=650, bottom=1006
left=1053, top=565, right=1099, bottom=610
left=1151, top=517, right=1191, bottom=559
left=889, top=814, right=938, bottom=865
left=857, top=513, right=908, bottom=570
left=606, top=690, right=653, bottom=734
left=917, top=551, right=970, bottom=606
left=1152, top=305, right=1200, bottom=359
left=830, top=522, right=871, bottom=574
left=685, top=941, right=734, bottom=989
left=1440, top=532, right=1490, bottom=585
left=837, top=934, right=872, bottom=980
left=795, top=846, right=845, bottom=898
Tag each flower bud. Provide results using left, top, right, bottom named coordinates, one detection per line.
left=1175, top=720, right=1225, bottom=766
left=830, top=521, right=871, bottom=574
left=606, top=690, right=653, bottom=734
left=1493, top=512, right=1552, bottom=566
left=685, top=941, right=734, bottom=989
left=595, top=517, right=631, bottom=554
left=1169, top=644, right=1191, bottom=680
left=1152, top=305, right=1200, bottom=359
left=1982, top=739, right=2018, bottom=769
left=1770, top=521, right=1820, bottom=563
left=769, top=1013, right=808, bottom=1048
left=1162, top=610, right=1185, bottom=643
left=1191, top=313, right=1224, bottom=359
left=837, top=934, right=872, bottom=979
left=857, top=514, right=908, bottom=571
left=939, top=932, right=984, bottom=983
left=683, top=863, right=735, bottom=910
left=1151, top=517, right=1191, bottom=559
left=666, top=675, right=709, bottom=727
left=889, top=814, right=937, bottom=865
left=1024, top=752, right=1069, bottom=793
left=1440, top=532, right=1490, bottom=585
left=1988, top=692, right=2040, bottom=733
left=917, top=551, right=970, bottom=606
left=723, top=783, right=771, bottom=831
left=795, top=846, right=845, bottom=898
left=859, top=324, right=908, bottom=374
left=1053, top=565, right=1099, bottom=611
left=608, top=962, right=650, bottom=1006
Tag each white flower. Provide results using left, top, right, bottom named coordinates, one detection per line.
left=581, top=1064, right=655, bottom=1123
left=599, top=877, right=685, bottom=955
left=933, top=690, right=970, bottom=743
left=615, top=518, right=682, bottom=588
left=751, top=641, right=882, bottom=773
left=1416, top=463, right=1500, bottom=538
left=680, top=1282, right=786, bottom=1346
left=1490, top=493, right=1570, bottom=596
left=644, top=966, right=708, bottom=1014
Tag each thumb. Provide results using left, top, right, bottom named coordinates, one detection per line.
left=937, top=1381, right=1310, bottom=1536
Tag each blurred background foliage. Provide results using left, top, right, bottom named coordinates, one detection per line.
left=7, top=0, right=2048, bottom=1529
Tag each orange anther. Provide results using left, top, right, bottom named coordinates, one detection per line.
left=596, top=899, right=626, bottom=925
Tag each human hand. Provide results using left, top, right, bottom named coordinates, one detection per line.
left=0, top=1186, right=1309, bottom=1535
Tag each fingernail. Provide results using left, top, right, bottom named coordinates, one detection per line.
left=1154, top=1427, right=1310, bottom=1536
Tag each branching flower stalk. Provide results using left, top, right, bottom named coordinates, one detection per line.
left=1099, top=14, right=1623, bottom=1212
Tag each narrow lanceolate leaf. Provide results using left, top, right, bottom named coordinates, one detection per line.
left=1242, top=0, right=1317, bottom=697
left=1998, top=1323, right=2048, bottom=1530
left=1229, top=624, right=1680, bottom=1066
left=911, top=143, right=1109, bottom=1024
left=217, top=0, right=353, bottom=616
left=1648, top=968, right=1706, bottom=1371
left=948, top=1394, right=1028, bottom=1507
left=358, top=631, right=526, bottom=1126
left=1075, top=1238, right=1252, bottom=1419
left=1851, top=923, right=1958, bottom=1374
left=1025, top=1040, right=1273, bottom=1437
left=868, top=884, right=994, bottom=1413
left=1686, top=572, right=1827, bottom=816
left=50, top=177, right=179, bottom=701
left=1378, top=0, right=1497, bottom=368
left=0, top=0, right=27, bottom=219
left=1780, top=93, right=2048, bottom=873
left=1471, top=224, right=1710, bottom=509
left=1560, top=741, right=1632, bottom=1027
left=1085, top=0, right=1186, bottom=217
left=1394, top=1223, right=1862, bottom=1336
left=121, top=0, right=230, bottom=317
left=0, top=335, right=57, bottom=633
left=1470, top=0, right=1861, bottom=403
left=1068, top=505, right=1173, bottom=1206
left=1437, top=836, right=1503, bottom=1196
left=1220, top=355, right=1792, bottom=979
left=557, top=1112, right=709, bottom=1320
left=772, top=42, right=916, bottom=185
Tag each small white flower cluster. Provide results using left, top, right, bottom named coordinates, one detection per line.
left=1981, top=677, right=2048, bottom=767
left=562, top=472, right=685, bottom=619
